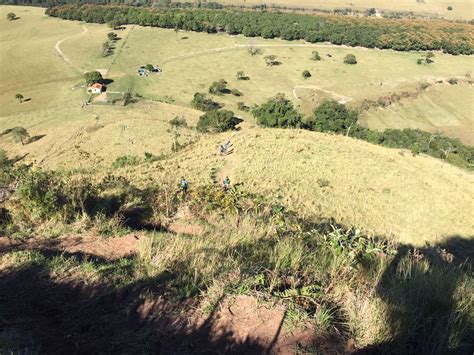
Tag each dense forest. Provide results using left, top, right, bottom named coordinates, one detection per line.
left=45, top=4, right=474, bottom=54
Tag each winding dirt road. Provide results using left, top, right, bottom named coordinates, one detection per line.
left=55, top=26, right=88, bottom=65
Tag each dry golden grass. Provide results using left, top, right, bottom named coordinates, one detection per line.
left=1, top=6, right=473, bottom=246
left=132, top=127, right=474, bottom=245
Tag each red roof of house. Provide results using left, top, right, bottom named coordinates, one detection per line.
left=89, top=83, right=103, bottom=89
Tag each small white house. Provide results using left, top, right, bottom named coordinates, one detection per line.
left=87, top=83, right=104, bottom=94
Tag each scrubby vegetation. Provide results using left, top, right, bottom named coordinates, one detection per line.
left=254, top=97, right=474, bottom=170
left=0, top=162, right=472, bottom=353
left=46, top=4, right=474, bottom=54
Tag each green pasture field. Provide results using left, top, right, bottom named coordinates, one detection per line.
left=0, top=6, right=473, bottom=244
left=176, top=0, right=474, bottom=20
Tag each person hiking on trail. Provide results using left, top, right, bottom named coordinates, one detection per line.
left=223, top=176, right=231, bottom=191
left=180, top=177, right=188, bottom=194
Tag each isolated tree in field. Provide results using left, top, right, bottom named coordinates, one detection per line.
left=308, top=99, right=358, bottom=134
left=252, top=94, right=302, bottom=128
left=6, top=13, right=16, bottom=21
left=236, top=71, right=249, bottom=80
left=102, top=41, right=111, bottom=57
left=302, top=70, right=311, bottom=78
left=169, top=116, right=187, bottom=151
left=84, top=71, right=103, bottom=85
left=11, top=127, right=29, bottom=145
left=209, top=79, right=228, bottom=95
left=343, top=54, right=357, bottom=64
left=264, top=55, right=279, bottom=66
left=15, top=94, right=24, bottom=103
left=107, top=32, right=118, bottom=41
left=311, top=51, right=321, bottom=61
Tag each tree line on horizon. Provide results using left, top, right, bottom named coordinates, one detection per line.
left=44, top=4, right=473, bottom=55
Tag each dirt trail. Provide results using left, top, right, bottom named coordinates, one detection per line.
left=218, top=144, right=239, bottom=185
left=163, top=42, right=370, bottom=63
left=55, top=26, right=88, bottom=65
left=0, top=233, right=142, bottom=260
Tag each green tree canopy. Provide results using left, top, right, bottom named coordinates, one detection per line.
left=197, top=110, right=238, bottom=133
left=252, top=94, right=302, bottom=128
left=343, top=54, right=357, bottom=64
left=84, top=71, right=103, bottom=85
left=191, top=92, right=221, bottom=111
left=209, top=79, right=228, bottom=95
left=15, top=94, right=24, bottom=103
left=7, top=13, right=16, bottom=21
left=308, top=100, right=358, bottom=134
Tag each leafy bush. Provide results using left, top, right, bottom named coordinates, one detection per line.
left=111, top=155, right=140, bottom=169
left=169, top=116, right=187, bottom=128
left=311, top=51, right=321, bottom=61
left=191, top=92, right=221, bottom=111
left=209, top=79, right=228, bottom=95
left=343, top=54, right=357, bottom=64
left=448, top=78, right=458, bottom=85
left=231, top=89, right=242, bottom=96
left=197, top=110, right=239, bottom=133
left=252, top=94, right=302, bottom=128
left=308, top=99, right=358, bottom=133
left=302, top=70, right=311, bottom=78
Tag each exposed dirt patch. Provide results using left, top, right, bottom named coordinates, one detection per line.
left=0, top=233, right=142, bottom=260
left=136, top=294, right=346, bottom=354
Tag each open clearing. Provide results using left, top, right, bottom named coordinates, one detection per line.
left=175, top=0, right=474, bottom=20
left=0, top=6, right=473, bottom=245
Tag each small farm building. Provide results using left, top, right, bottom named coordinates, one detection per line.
left=87, top=83, right=104, bottom=94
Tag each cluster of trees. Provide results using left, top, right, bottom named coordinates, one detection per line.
left=46, top=4, right=473, bottom=55
left=190, top=92, right=239, bottom=132
left=252, top=96, right=474, bottom=170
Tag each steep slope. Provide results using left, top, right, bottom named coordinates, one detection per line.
left=137, top=128, right=474, bottom=245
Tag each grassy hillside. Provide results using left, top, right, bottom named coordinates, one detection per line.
left=0, top=6, right=473, bottom=245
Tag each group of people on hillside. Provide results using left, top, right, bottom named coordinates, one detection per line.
left=180, top=175, right=231, bottom=195
left=180, top=140, right=232, bottom=195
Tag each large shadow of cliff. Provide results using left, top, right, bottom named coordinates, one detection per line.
left=357, top=235, right=473, bottom=355
left=0, top=247, right=269, bottom=354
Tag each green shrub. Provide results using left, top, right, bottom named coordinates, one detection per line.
left=343, top=54, right=357, bottom=64
left=302, top=70, right=311, bottom=78
left=197, top=110, right=239, bottom=133
left=231, top=88, right=242, bottom=96
left=448, top=78, right=458, bottom=85
left=252, top=94, right=302, bottom=128
left=111, top=155, right=140, bottom=169
left=311, top=51, right=321, bottom=61
left=208, top=79, right=228, bottom=95
left=191, top=92, right=221, bottom=111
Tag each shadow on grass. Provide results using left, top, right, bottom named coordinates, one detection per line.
left=0, top=247, right=269, bottom=354
left=356, top=236, right=473, bottom=354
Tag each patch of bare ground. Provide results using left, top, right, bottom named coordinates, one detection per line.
left=137, top=295, right=348, bottom=354
left=0, top=233, right=142, bottom=260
